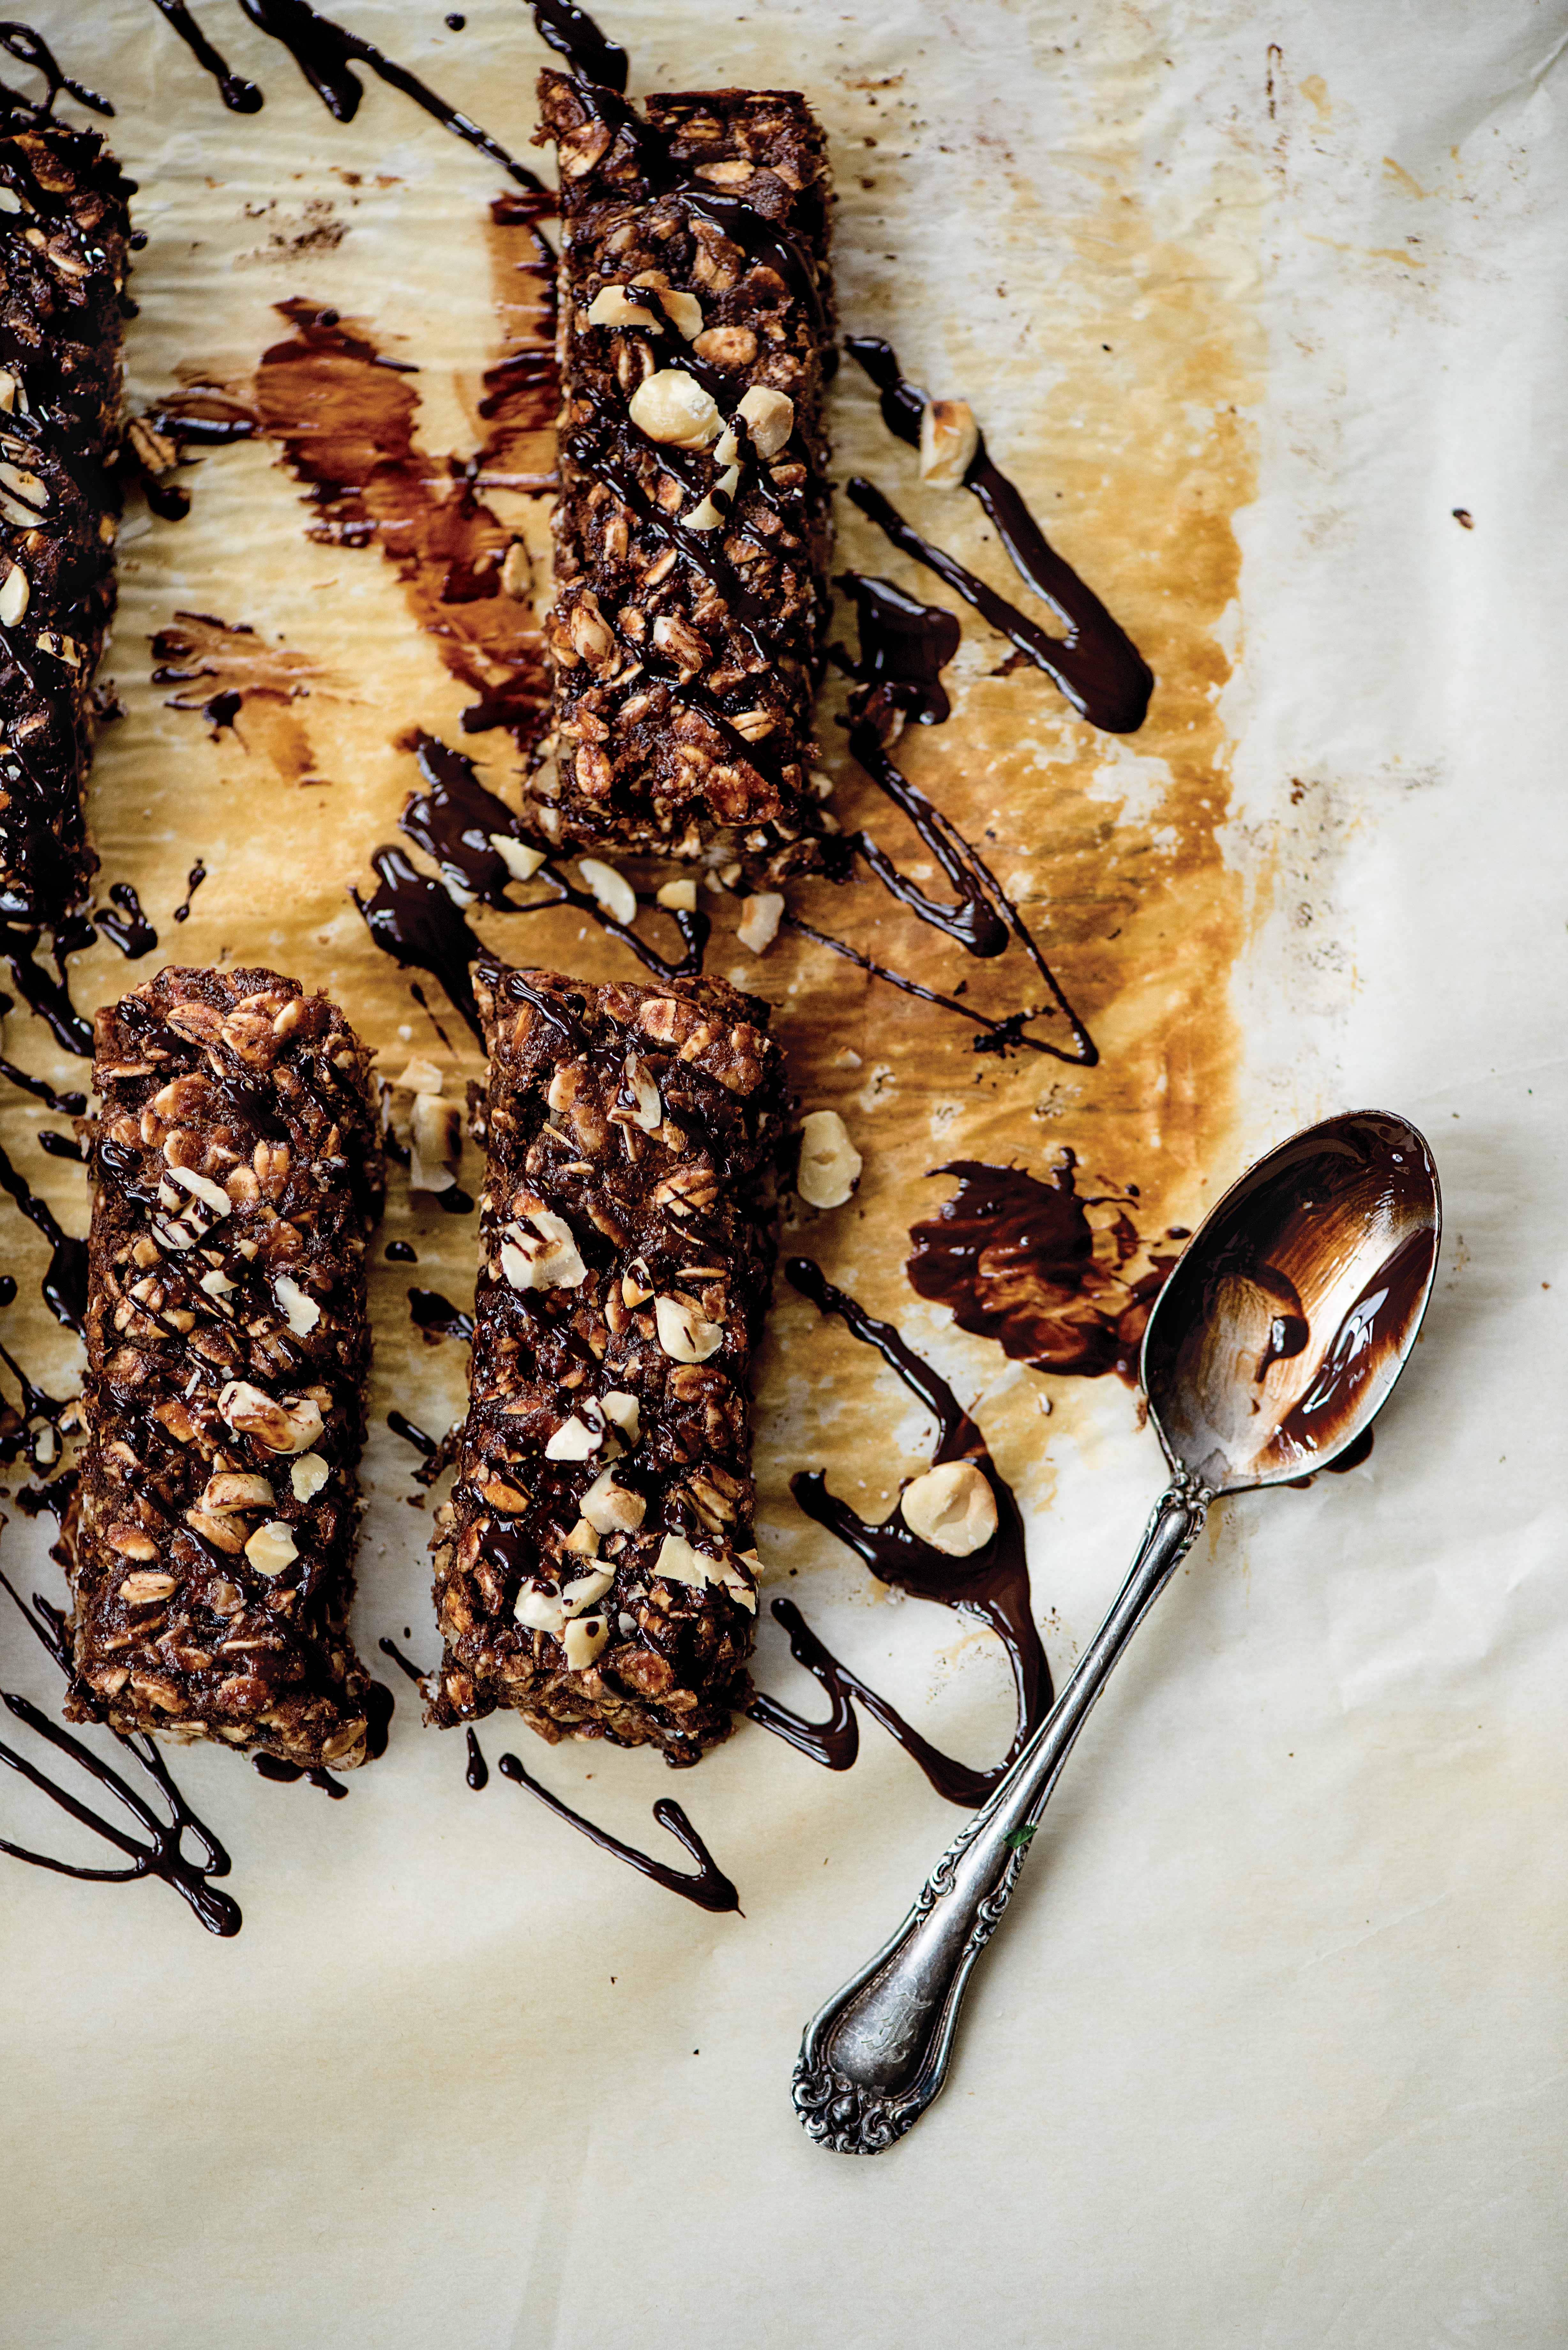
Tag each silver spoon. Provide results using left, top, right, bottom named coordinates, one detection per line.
left=792, top=1110, right=1441, bottom=2155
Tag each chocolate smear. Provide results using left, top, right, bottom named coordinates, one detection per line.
left=906, top=1156, right=1179, bottom=1384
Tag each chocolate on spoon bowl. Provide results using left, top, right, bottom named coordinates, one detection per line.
left=792, top=1111, right=1441, bottom=2155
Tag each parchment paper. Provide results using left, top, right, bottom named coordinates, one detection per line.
left=2, top=2, right=1565, bottom=2344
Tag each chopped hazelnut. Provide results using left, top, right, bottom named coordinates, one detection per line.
left=919, top=397, right=979, bottom=488
left=796, top=1110, right=862, bottom=1209
left=628, top=368, right=722, bottom=448
left=900, top=1461, right=998, bottom=1556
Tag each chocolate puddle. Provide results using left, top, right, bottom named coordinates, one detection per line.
left=846, top=336, right=1153, bottom=733
left=749, top=1260, right=1052, bottom=1809
left=497, top=1748, right=741, bottom=1914
left=0, top=1566, right=242, bottom=1936
left=906, top=1156, right=1180, bottom=1384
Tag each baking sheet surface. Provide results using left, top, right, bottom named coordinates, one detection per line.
left=1, top=2, right=1566, bottom=2344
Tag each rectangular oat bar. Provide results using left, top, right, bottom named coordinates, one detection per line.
left=427, top=963, right=787, bottom=1763
left=0, top=97, right=132, bottom=924
left=67, top=966, right=385, bottom=1770
left=534, top=70, right=834, bottom=884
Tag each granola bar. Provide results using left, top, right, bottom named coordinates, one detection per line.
left=534, top=70, right=835, bottom=883
left=0, top=97, right=132, bottom=924
left=66, top=966, right=386, bottom=1770
left=427, top=963, right=787, bottom=1763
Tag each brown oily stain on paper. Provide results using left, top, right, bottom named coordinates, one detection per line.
left=761, top=176, right=1261, bottom=1545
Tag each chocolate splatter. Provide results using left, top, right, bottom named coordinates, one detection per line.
left=152, top=611, right=330, bottom=788
left=906, top=1156, right=1180, bottom=1383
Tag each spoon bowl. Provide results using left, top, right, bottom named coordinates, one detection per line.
left=1143, top=1111, right=1441, bottom=1493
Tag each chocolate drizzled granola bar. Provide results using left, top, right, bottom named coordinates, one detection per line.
left=0, top=97, right=132, bottom=924
left=66, top=967, right=385, bottom=1770
left=534, top=71, right=834, bottom=882
left=427, top=963, right=788, bottom=1762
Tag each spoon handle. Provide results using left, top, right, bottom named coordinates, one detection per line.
left=792, top=1476, right=1211, bottom=2154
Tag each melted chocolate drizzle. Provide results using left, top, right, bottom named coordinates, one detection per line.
left=749, top=1260, right=1052, bottom=1809
left=387, top=1407, right=451, bottom=1487
left=0, top=21, right=114, bottom=117
left=352, top=848, right=485, bottom=1042
left=399, top=732, right=708, bottom=980
left=497, top=1748, right=741, bottom=1914
left=799, top=565, right=1100, bottom=1060
left=171, top=859, right=207, bottom=923
left=408, top=1287, right=475, bottom=1346
left=377, top=1634, right=425, bottom=1687
left=0, top=1328, right=70, bottom=1478
left=252, top=1751, right=347, bottom=1798
left=528, top=0, right=629, bottom=91
left=906, top=1156, right=1178, bottom=1384
left=0, top=925, right=93, bottom=1058
left=94, top=881, right=157, bottom=959
left=847, top=336, right=1153, bottom=733
left=0, top=1138, right=88, bottom=1333
left=0, top=996, right=87, bottom=1115
left=143, top=0, right=548, bottom=191
left=143, top=0, right=262, bottom=111
left=0, top=1567, right=242, bottom=1936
